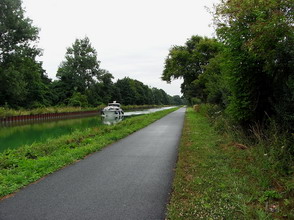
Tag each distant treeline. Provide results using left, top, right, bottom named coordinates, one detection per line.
left=0, top=0, right=186, bottom=109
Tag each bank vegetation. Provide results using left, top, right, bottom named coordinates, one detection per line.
left=0, top=107, right=178, bottom=199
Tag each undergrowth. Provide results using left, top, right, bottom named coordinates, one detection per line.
left=167, top=107, right=293, bottom=219
left=201, top=104, right=294, bottom=218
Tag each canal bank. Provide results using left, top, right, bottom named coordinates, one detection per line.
left=0, top=104, right=164, bottom=125
left=0, top=107, right=179, bottom=198
left=0, top=107, right=176, bottom=153
left=0, top=110, right=100, bottom=126
left=0, top=107, right=185, bottom=219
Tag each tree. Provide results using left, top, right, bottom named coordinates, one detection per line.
left=98, top=70, right=115, bottom=104
left=68, top=92, right=88, bottom=107
left=198, top=53, right=230, bottom=107
left=214, top=0, right=294, bottom=124
left=151, top=88, right=170, bottom=105
left=0, top=0, right=48, bottom=108
left=56, top=37, right=101, bottom=101
left=133, top=80, right=152, bottom=105
left=87, top=70, right=115, bottom=106
left=162, top=36, right=221, bottom=104
left=171, top=95, right=186, bottom=105
left=114, top=77, right=139, bottom=105
left=151, top=88, right=163, bottom=105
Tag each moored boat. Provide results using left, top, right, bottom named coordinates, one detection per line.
left=101, top=101, right=124, bottom=117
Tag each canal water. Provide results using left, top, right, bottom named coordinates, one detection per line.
left=0, top=107, right=175, bottom=152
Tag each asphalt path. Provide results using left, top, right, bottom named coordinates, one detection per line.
left=0, top=107, right=186, bottom=220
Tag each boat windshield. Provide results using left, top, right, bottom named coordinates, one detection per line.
left=108, top=103, right=120, bottom=107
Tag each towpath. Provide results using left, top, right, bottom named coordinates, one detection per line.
left=0, top=108, right=186, bottom=220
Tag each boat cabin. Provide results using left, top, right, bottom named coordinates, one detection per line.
left=108, top=102, right=121, bottom=107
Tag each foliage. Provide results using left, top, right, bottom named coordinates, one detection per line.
left=0, top=1, right=183, bottom=110
left=168, top=108, right=294, bottom=219
left=214, top=0, right=294, bottom=125
left=56, top=37, right=102, bottom=101
left=162, top=36, right=221, bottom=104
left=115, top=77, right=139, bottom=105
left=161, top=0, right=294, bottom=127
left=113, top=77, right=178, bottom=106
left=67, top=92, right=88, bottom=107
left=0, top=0, right=51, bottom=108
left=170, top=95, right=186, bottom=105
left=201, top=53, right=230, bottom=107
left=161, top=0, right=294, bottom=181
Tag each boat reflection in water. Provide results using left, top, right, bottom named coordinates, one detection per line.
left=102, top=115, right=124, bottom=125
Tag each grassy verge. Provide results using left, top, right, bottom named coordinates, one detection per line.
left=167, top=108, right=293, bottom=219
left=0, top=106, right=101, bottom=117
left=0, top=105, right=168, bottom=117
left=0, top=107, right=179, bottom=199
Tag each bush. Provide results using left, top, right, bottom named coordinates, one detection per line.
left=67, top=92, right=88, bottom=107
left=200, top=104, right=294, bottom=175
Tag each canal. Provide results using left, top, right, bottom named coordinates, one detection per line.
left=0, top=107, right=175, bottom=152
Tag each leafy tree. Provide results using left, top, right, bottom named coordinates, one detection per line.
left=159, top=89, right=170, bottom=105
left=0, top=0, right=48, bottom=108
left=114, top=77, right=138, bottom=105
left=214, top=0, right=294, bottom=124
left=49, top=80, right=67, bottom=106
left=151, top=88, right=170, bottom=105
left=171, top=95, right=186, bottom=105
left=68, top=92, right=88, bottom=107
left=113, top=77, right=173, bottom=106
left=200, top=53, right=230, bottom=107
left=56, top=37, right=101, bottom=100
left=134, top=80, right=152, bottom=105
left=98, top=70, right=115, bottom=104
left=86, top=83, right=103, bottom=106
left=87, top=70, right=115, bottom=106
left=162, top=36, right=221, bottom=104
left=114, top=77, right=155, bottom=105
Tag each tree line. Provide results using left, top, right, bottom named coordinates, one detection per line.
left=0, top=0, right=185, bottom=110
left=162, top=0, right=294, bottom=131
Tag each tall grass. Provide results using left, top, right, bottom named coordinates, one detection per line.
left=0, top=104, right=168, bottom=117
left=199, top=104, right=294, bottom=218
left=201, top=104, right=294, bottom=175
left=168, top=107, right=293, bottom=219
left=0, top=106, right=103, bottom=117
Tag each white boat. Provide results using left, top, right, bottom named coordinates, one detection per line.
left=101, top=101, right=124, bottom=118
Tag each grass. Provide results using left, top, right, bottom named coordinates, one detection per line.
left=0, top=106, right=101, bottom=117
left=0, top=107, right=179, bottom=199
left=167, top=108, right=293, bottom=219
left=0, top=105, right=167, bottom=117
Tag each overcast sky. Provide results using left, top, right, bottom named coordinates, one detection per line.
left=22, top=0, right=219, bottom=96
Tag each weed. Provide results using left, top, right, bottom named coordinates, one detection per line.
left=167, top=107, right=294, bottom=219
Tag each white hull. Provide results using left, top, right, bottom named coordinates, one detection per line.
left=102, top=110, right=123, bottom=117
left=101, top=101, right=124, bottom=118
